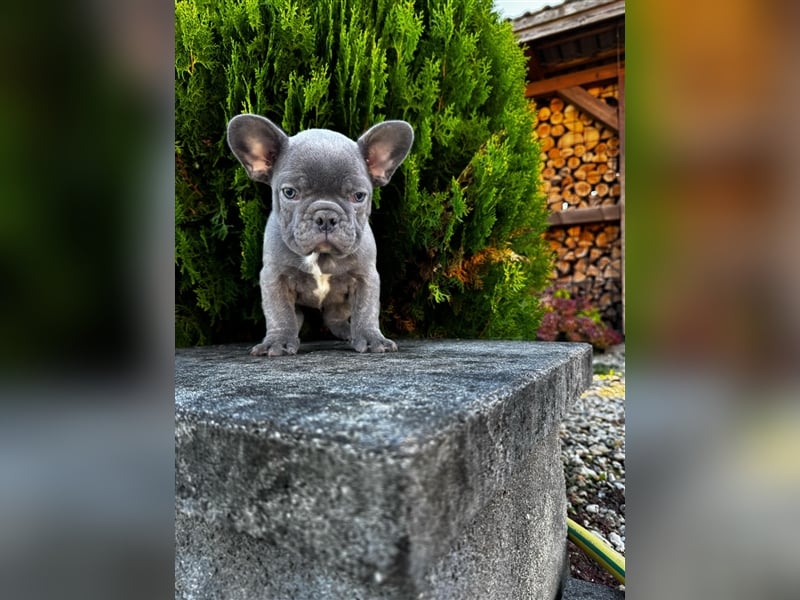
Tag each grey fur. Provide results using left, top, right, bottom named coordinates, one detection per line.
left=227, top=114, right=414, bottom=355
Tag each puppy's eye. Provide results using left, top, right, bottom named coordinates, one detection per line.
left=281, top=187, right=298, bottom=200
left=351, top=191, right=367, bottom=203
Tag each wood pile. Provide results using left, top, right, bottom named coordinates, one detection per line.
left=533, top=83, right=623, bottom=331
left=545, top=222, right=622, bottom=330
left=536, top=85, right=621, bottom=213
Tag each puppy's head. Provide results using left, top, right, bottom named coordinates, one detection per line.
left=227, top=115, right=413, bottom=257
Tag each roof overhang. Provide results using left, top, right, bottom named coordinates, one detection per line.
left=512, top=0, right=626, bottom=44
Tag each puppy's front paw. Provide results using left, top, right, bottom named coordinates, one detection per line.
left=250, top=335, right=300, bottom=357
left=351, top=332, right=397, bottom=354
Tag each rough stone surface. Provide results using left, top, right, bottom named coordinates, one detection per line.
left=175, top=339, right=592, bottom=599
left=562, top=577, right=625, bottom=599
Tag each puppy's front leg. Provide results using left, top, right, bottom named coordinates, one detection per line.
left=349, top=269, right=397, bottom=353
left=250, top=267, right=301, bottom=357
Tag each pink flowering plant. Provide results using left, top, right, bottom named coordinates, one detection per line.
left=536, top=288, right=623, bottom=351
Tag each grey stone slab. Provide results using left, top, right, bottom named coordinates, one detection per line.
left=176, top=428, right=572, bottom=599
left=175, top=339, right=592, bottom=599
left=423, top=427, right=572, bottom=599
left=562, top=578, right=625, bottom=599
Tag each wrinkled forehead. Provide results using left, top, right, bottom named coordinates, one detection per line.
left=278, top=129, right=369, bottom=187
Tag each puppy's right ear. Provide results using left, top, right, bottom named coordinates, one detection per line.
left=226, top=114, right=289, bottom=184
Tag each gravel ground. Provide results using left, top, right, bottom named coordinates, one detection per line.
left=560, top=343, right=625, bottom=591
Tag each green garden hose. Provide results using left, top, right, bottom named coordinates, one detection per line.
left=567, top=517, right=626, bottom=585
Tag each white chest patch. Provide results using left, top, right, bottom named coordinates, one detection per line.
left=303, top=252, right=332, bottom=304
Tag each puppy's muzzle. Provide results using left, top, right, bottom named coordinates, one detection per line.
left=314, top=210, right=339, bottom=233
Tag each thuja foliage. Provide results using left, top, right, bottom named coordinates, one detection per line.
left=175, top=0, right=551, bottom=345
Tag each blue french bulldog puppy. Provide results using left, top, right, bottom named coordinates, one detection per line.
left=227, top=115, right=414, bottom=356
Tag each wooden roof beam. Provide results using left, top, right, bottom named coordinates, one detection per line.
left=524, top=64, right=623, bottom=99
left=557, top=86, right=618, bottom=131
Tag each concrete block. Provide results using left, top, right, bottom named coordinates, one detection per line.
left=562, top=578, right=625, bottom=599
left=175, top=340, right=592, bottom=599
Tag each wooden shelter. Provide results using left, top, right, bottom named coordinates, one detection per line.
left=512, top=0, right=625, bottom=333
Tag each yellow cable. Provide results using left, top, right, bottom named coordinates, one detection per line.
left=567, top=517, right=626, bottom=585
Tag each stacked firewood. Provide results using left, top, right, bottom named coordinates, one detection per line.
left=536, top=86, right=621, bottom=212
left=544, top=222, right=623, bottom=330
left=533, top=84, right=623, bottom=331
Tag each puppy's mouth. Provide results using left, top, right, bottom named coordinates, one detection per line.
left=313, top=241, right=335, bottom=254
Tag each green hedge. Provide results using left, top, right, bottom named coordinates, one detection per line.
left=175, top=0, right=551, bottom=345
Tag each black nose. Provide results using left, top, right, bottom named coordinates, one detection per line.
left=315, top=211, right=338, bottom=233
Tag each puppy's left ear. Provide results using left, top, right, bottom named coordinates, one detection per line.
left=357, top=121, right=414, bottom=187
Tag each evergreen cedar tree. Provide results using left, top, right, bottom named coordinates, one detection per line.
left=175, top=0, right=551, bottom=346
